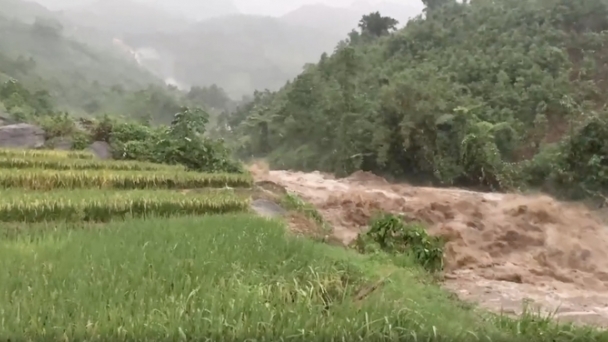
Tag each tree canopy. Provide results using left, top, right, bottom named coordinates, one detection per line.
left=226, top=0, right=608, bottom=200
left=358, top=11, right=399, bottom=37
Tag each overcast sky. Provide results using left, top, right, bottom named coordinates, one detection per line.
left=32, top=0, right=418, bottom=17
left=234, top=0, right=355, bottom=16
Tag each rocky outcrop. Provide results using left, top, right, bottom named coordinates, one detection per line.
left=0, top=123, right=45, bottom=148
left=250, top=199, right=287, bottom=218
left=0, top=121, right=115, bottom=159
left=88, top=141, right=112, bottom=159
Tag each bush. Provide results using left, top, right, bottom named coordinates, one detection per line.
left=85, top=107, right=244, bottom=173
left=526, top=112, right=608, bottom=200
left=36, top=112, right=78, bottom=140
left=355, top=213, right=444, bottom=272
left=0, top=80, right=242, bottom=173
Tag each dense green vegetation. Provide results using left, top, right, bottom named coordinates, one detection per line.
left=0, top=33, right=234, bottom=123
left=0, top=78, right=243, bottom=173
left=228, top=0, right=608, bottom=200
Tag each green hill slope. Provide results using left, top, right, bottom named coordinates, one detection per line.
left=228, top=0, right=608, bottom=198
left=0, top=0, right=168, bottom=115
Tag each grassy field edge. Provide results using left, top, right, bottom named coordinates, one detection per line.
left=0, top=214, right=604, bottom=340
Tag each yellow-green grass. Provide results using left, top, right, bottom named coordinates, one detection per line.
left=0, top=189, right=249, bottom=222
left=0, top=156, right=187, bottom=171
left=0, top=169, right=253, bottom=190
left=0, top=214, right=603, bottom=341
left=0, top=148, right=94, bottom=159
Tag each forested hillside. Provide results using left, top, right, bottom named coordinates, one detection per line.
left=0, top=0, right=165, bottom=115
left=227, top=0, right=608, bottom=199
left=0, top=0, right=241, bottom=123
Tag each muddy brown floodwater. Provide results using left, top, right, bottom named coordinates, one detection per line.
left=250, top=162, right=608, bottom=327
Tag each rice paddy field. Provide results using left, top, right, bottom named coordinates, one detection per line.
left=0, top=148, right=605, bottom=341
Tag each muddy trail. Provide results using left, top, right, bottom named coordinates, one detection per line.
left=250, top=163, right=608, bottom=327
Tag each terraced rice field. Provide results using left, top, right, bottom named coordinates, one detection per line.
left=0, top=148, right=603, bottom=341
left=0, top=149, right=252, bottom=220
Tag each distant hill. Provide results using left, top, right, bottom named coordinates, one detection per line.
left=0, top=0, right=165, bottom=113
left=124, top=14, right=345, bottom=97
left=3, top=0, right=423, bottom=100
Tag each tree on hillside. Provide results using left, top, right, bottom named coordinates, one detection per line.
left=347, top=29, right=361, bottom=45
left=0, top=79, right=54, bottom=117
left=358, top=12, right=399, bottom=37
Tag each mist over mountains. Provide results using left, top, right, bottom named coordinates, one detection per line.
left=26, top=0, right=240, bottom=20
left=1, top=0, right=423, bottom=97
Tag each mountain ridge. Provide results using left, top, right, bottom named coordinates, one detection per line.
left=0, top=0, right=169, bottom=115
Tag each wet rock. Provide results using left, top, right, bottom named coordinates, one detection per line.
left=0, top=123, right=45, bottom=148
left=251, top=199, right=287, bottom=218
left=88, top=141, right=111, bottom=159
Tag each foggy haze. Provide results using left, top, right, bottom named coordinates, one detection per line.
left=30, top=0, right=419, bottom=18
left=1, top=0, right=424, bottom=104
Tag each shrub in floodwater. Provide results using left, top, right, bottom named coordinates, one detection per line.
left=355, top=213, right=444, bottom=272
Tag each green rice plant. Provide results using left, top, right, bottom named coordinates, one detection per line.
left=0, top=169, right=253, bottom=190
left=0, top=148, right=95, bottom=159
left=0, top=156, right=186, bottom=171
left=0, top=189, right=248, bottom=222
left=0, top=215, right=601, bottom=340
